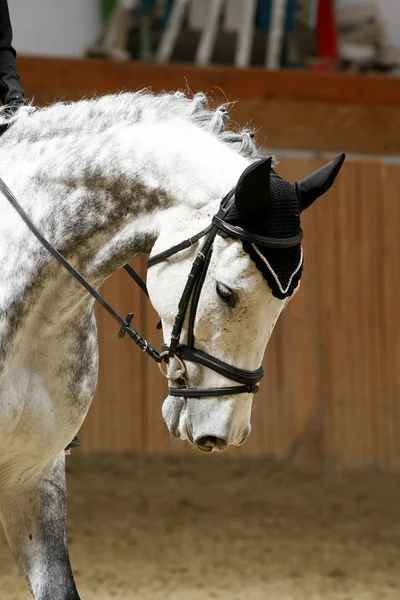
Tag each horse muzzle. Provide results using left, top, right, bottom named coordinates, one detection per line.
left=162, top=394, right=252, bottom=452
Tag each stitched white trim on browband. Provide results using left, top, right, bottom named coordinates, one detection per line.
left=251, top=244, right=303, bottom=295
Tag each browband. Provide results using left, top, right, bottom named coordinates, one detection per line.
left=212, top=215, right=303, bottom=248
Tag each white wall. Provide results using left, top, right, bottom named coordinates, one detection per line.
left=338, top=0, right=400, bottom=49
left=9, top=0, right=102, bottom=57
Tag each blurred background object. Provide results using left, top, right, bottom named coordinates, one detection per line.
left=337, top=1, right=400, bottom=71
left=87, top=0, right=136, bottom=60
left=78, top=0, right=400, bottom=72
left=10, top=0, right=102, bottom=57
left=9, top=1, right=400, bottom=73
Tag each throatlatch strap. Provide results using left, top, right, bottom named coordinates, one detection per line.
left=146, top=224, right=213, bottom=267
left=123, top=263, right=149, bottom=296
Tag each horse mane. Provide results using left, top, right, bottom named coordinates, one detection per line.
left=0, top=90, right=271, bottom=161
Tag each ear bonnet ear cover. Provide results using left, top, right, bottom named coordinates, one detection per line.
left=223, top=167, right=303, bottom=299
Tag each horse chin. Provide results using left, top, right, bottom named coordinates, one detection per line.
left=162, top=395, right=186, bottom=439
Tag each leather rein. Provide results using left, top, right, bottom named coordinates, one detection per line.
left=0, top=179, right=302, bottom=399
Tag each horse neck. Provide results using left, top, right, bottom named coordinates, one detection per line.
left=82, top=118, right=250, bottom=276
left=0, top=117, right=249, bottom=353
left=3, top=116, right=248, bottom=250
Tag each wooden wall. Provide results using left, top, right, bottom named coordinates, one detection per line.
left=17, top=56, right=400, bottom=155
left=76, top=157, right=400, bottom=469
left=17, top=57, right=400, bottom=468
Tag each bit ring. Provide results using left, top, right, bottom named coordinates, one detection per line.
left=158, top=351, right=186, bottom=381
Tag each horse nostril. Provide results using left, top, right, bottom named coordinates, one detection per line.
left=196, top=436, right=228, bottom=452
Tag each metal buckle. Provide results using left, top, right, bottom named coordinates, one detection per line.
left=158, top=351, right=186, bottom=381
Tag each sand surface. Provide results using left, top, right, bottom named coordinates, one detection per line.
left=1, top=454, right=400, bottom=599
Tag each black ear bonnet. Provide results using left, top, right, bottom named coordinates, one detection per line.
left=219, top=154, right=345, bottom=299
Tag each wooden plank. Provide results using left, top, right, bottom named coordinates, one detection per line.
left=358, top=164, right=380, bottom=467
left=328, top=161, right=359, bottom=468
left=379, top=164, right=400, bottom=469
left=272, top=159, right=324, bottom=466
left=17, top=56, right=400, bottom=106
left=339, top=162, right=370, bottom=468
left=17, top=57, right=400, bottom=155
left=232, top=99, right=400, bottom=156
left=254, top=324, right=281, bottom=456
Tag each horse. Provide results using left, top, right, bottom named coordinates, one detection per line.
left=0, top=90, right=344, bottom=599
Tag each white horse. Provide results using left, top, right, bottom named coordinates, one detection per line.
left=0, top=91, right=344, bottom=599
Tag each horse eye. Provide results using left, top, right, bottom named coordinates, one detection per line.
left=216, top=282, right=236, bottom=307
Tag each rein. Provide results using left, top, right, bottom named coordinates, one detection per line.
left=0, top=178, right=162, bottom=363
left=0, top=178, right=302, bottom=399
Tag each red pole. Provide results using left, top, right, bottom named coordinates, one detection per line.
left=314, top=0, right=339, bottom=69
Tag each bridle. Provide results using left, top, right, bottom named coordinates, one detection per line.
left=147, top=188, right=302, bottom=397
left=0, top=178, right=302, bottom=399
